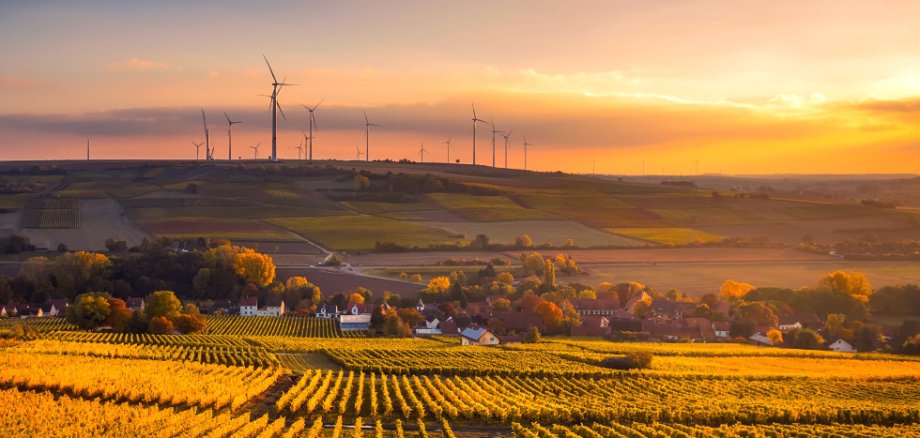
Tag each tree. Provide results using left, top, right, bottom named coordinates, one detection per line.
left=410, top=273, right=423, bottom=283
left=105, top=298, right=132, bottom=332
left=823, top=313, right=847, bottom=339
left=818, top=271, right=872, bottom=302
left=521, top=252, right=544, bottom=275
left=425, top=276, right=451, bottom=295
left=542, top=259, right=556, bottom=290
left=148, top=316, right=175, bottom=334
left=353, top=174, right=371, bottom=191
left=145, top=290, right=182, bottom=320
left=496, top=271, right=514, bottom=285
left=232, top=248, right=276, bottom=287
left=563, top=238, right=574, bottom=248
left=471, top=234, right=490, bottom=250
left=524, top=326, right=541, bottom=343
left=491, top=297, right=511, bottom=311
left=766, top=328, right=784, bottom=345
left=66, top=292, right=112, bottom=330
left=515, top=234, right=534, bottom=248
left=534, top=300, right=564, bottom=334
left=173, top=308, right=206, bottom=334
left=792, top=328, right=825, bottom=349
left=733, top=301, right=778, bottom=328
left=720, top=279, right=755, bottom=300
left=348, top=292, right=366, bottom=306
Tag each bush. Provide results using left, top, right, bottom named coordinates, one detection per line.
left=599, top=351, right=654, bottom=370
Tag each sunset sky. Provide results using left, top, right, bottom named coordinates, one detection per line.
left=1, top=0, right=919, bottom=174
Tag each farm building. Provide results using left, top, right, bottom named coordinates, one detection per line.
left=40, top=299, right=68, bottom=317
left=713, top=321, right=731, bottom=339
left=749, top=332, right=775, bottom=346
left=460, top=327, right=500, bottom=346
left=125, top=297, right=145, bottom=312
left=315, top=304, right=338, bottom=318
left=239, top=297, right=258, bottom=316
left=570, top=299, right=620, bottom=316
left=570, top=316, right=610, bottom=337
left=488, top=311, right=543, bottom=333
left=828, top=338, right=857, bottom=353
left=340, top=314, right=372, bottom=331
left=239, top=297, right=285, bottom=316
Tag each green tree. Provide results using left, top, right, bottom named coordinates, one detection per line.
left=542, top=259, right=556, bottom=290
left=524, top=325, right=541, bottom=343
left=733, top=301, right=778, bottom=328
left=823, top=313, right=846, bottom=339
left=66, top=292, right=113, bottom=330
left=145, top=290, right=183, bottom=320
left=792, top=328, right=825, bottom=349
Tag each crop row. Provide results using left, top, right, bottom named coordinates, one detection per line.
left=0, top=350, right=281, bottom=410
left=206, top=315, right=363, bottom=338
left=14, top=339, right=280, bottom=368
left=45, top=330, right=256, bottom=348
left=274, top=370, right=920, bottom=426
left=0, top=317, right=77, bottom=332
left=511, top=421, right=920, bottom=438
left=21, top=208, right=80, bottom=229
left=26, top=198, right=79, bottom=209
left=119, top=197, right=251, bottom=209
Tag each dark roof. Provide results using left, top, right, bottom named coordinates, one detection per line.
left=570, top=298, right=620, bottom=311
left=650, top=300, right=695, bottom=314
left=265, top=298, right=283, bottom=307
left=439, top=319, right=459, bottom=334
left=240, top=296, right=259, bottom=307
left=489, top=311, right=543, bottom=332
left=125, top=297, right=145, bottom=308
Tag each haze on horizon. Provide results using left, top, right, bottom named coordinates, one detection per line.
left=1, top=0, right=919, bottom=175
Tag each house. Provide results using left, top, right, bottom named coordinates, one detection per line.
left=42, top=299, right=68, bottom=317
left=439, top=318, right=460, bottom=335
left=828, top=338, right=857, bottom=353
left=340, top=314, right=372, bottom=331
left=497, top=334, right=523, bottom=344
left=259, top=298, right=285, bottom=317
left=459, top=327, right=500, bottom=346
left=712, top=321, right=731, bottom=339
left=347, top=303, right=373, bottom=315
left=749, top=331, right=775, bottom=346
left=777, top=317, right=803, bottom=332
left=609, top=317, right=643, bottom=333
left=239, top=297, right=286, bottom=316
left=125, top=297, right=145, bottom=312
left=414, top=317, right=442, bottom=336
left=570, top=315, right=610, bottom=338
left=570, top=299, right=620, bottom=316
left=315, top=304, right=338, bottom=318
left=239, top=297, right=259, bottom=316
left=488, top=311, right=543, bottom=333
left=651, top=300, right=696, bottom=319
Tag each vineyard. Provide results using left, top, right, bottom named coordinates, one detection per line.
left=511, top=421, right=920, bottom=437
left=20, top=198, right=81, bottom=229
left=0, top=317, right=77, bottom=332
left=206, top=315, right=361, bottom=338
left=14, top=339, right=280, bottom=368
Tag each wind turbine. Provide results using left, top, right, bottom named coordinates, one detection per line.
left=500, top=129, right=513, bottom=169
left=224, top=112, right=241, bottom=161
left=200, top=109, right=211, bottom=160
left=363, top=111, right=379, bottom=162
left=419, top=142, right=428, bottom=163
left=293, top=140, right=304, bottom=160
left=263, top=55, right=295, bottom=162
left=300, top=99, right=323, bottom=160
left=86, top=139, right=90, bottom=161
left=191, top=141, right=203, bottom=160
left=300, top=131, right=312, bottom=160
left=470, top=102, right=489, bottom=165
left=355, top=145, right=365, bottom=160
left=489, top=119, right=504, bottom=168
left=443, top=135, right=452, bottom=163
left=250, top=143, right=261, bottom=159
left=523, top=136, right=533, bottom=171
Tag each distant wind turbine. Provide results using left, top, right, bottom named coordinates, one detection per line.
left=443, top=135, right=452, bottom=163
left=293, top=140, right=304, bottom=160
left=224, top=112, right=241, bottom=161
left=500, top=129, right=513, bottom=169
left=300, top=99, right=323, bottom=160
left=363, top=111, right=379, bottom=162
left=523, top=137, right=533, bottom=171
left=200, top=109, right=212, bottom=160
left=355, top=145, right=365, bottom=160
left=300, top=131, right=312, bottom=160
left=191, top=141, right=203, bottom=160
left=419, top=142, right=428, bottom=163
left=263, top=55, right=295, bottom=162
left=470, top=102, right=489, bottom=165
left=489, top=119, right=504, bottom=168
left=250, top=143, right=261, bottom=160
left=86, top=139, right=90, bottom=161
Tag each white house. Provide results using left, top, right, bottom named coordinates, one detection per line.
left=414, top=318, right=442, bottom=336
left=460, top=327, right=500, bottom=346
left=777, top=320, right=803, bottom=332
left=749, top=331, right=775, bottom=346
left=828, top=338, right=857, bottom=353
left=316, top=304, right=338, bottom=318
left=340, top=314, right=372, bottom=331
left=712, top=321, right=731, bottom=339
left=240, top=297, right=259, bottom=316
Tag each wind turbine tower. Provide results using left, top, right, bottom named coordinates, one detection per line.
left=263, top=55, right=294, bottom=162
left=489, top=119, right=504, bottom=168
left=224, top=112, right=241, bottom=161
left=200, top=109, right=211, bottom=160
left=250, top=143, right=261, bottom=159
left=192, top=141, right=203, bottom=160
left=363, top=111, right=379, bottom=162
left=301, top=99, right=323, bottom=160
left=470, top=102, right=489, bottom=165
left=443, top=136, right=452, bottom=163
left=419, top=142, right=428, bottom=163
left=86, top=139, right=90, bottom=161
left=523, top=137, right=533, bottom=171
left=500, top=129, right=513, bottom=169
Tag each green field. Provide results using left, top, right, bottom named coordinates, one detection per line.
left=422, top=218, right=644, bottom=247
left=609, top=227, right=722, bottom=245
left=268, top=215, right=463, bottom=250
left=137, top=217, right=297, bottom=241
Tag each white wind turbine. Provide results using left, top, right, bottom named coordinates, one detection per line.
left=263, top=55, right=295, bottom=162
left=200, top=109, right=212, bottom=160
left=363, top=111, right=379, bottom=162
left=191, top=141, right=203, bottom=160
left=490, top=119, right=504, bottom=168
left=523, top=136, right=533, bottom=171
left=300, top=99, right=323, bottom=160
left=500, top=129, right=513, bottom=169
left=250, top=143, right=261, bottom=160
left=355, top=145, right=365, bottom=160
left=470, top=102, right=489, bottom=165
left=443, top=135, right=452, bottom=163
left=419, top=142, right=428, bottom=163
left=293, top=140, right=304, bottom=160
left=224, top=112, right=241, bottom=161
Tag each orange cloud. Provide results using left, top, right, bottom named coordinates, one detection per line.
left=108, top=57, right=173, bottom=71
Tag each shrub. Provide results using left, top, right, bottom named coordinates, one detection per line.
left=599, top=352, right=654, bottom=370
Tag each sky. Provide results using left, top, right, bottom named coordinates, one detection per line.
left=1, top=0, right=919, bottom=174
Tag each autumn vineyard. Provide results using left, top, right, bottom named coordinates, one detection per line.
left=0, top=317, right=917, bottom=437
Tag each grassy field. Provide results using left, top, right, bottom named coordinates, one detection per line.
left=268, top=215, right=463, bottom=250
left=609, top=227, right=722, bottom=245
left=421, top=218, right=645, bottom=247
left=137, top=217, right=297, bottom=241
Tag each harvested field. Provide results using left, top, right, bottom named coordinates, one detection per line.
left=233, top=240, right=325, bottom=255
left=700, top=215, right=920, bottom=244
left=137, top=217, right=297, bottom=241
left=276, top=267, right=423, bottom=296
left=268, top=215, right=462, bottom=250
left=583, top=260, right=920, bottom=296
left=343, top=251, right=513, bottom=267
left=421, top=217, right=645, bottom=247
left=559, top=247, right=834, bottom=264
left=19, top=198, right=150, bottom=251
left=609, top=227, right=722, bottom=245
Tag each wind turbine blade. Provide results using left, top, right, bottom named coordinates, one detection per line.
left=277, top=102, right=287, bottom=122
left=263, top=55, right=278, bottom=83
left=311, top=113, right=318, bottom=131
left=312, top=98, right=324, bottom=110
left=364, top=110, right=369, bottom=124
left=471, top=101, right=477, bottom=119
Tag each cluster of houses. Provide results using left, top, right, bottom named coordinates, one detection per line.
left=0, top=297, right=145, bottom=319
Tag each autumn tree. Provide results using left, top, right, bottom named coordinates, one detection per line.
left=524, top=325, right=541, bottom=343
left=66, top=292, right=112, bottom=329
left=145, top=290, right=182, bottom=321
left=732, top=301, right=778, bottom=328
left=791, top=328, right=825, bottom=349
left=534, top=300, right=564, bottom=334
left=521, top=252, right=545, bottom=276
left=491, top=297, right=511, bottom=311
left=542, top=259, right=556, bottom=290
left=823, top=313, right=847, bottom=339
left=148, top=316, right=175, bottom=334
left=720, top=279, right=755, bottom=300
left=105, top=298, right=132, bottom=332
left=515, top=234, right=534, bottom=248
left=353, top=174, right=371, bottom=191
left=232, top=248, right=276, bottom=287
left=818, top=271, right=872, bottom=302
left=766, top=328, right=784, bottom=345
left=283, top=276, right=322, bottom=312
left=425, top=276, right=451, bottom=295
